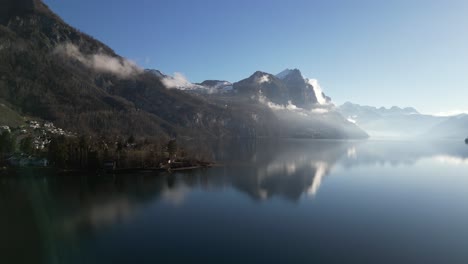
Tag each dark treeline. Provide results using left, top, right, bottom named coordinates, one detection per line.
left=47, top=135, right=173, bottom=170
left=0, top=130, right=211, bottom=170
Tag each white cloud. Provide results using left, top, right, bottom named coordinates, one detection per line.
left=258, top=94, right=299, bottom=111
left=307, top=78, right=328, bottom=105
left=161, top=72, right=193, bottom=89
left=347, top=117, right=357, bottom=124
left=312, top=108, right=329, bottom=114
left=258, top=94, right=329, bottom=115
left=54, top=43, right=142, bottom=78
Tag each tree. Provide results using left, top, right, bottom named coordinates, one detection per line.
left=48, top=136, right=68, bottom=168
left=116, top=140, right=124, bottom=167
left=20, top=136, right=34, bottom=154
left=167, top=139, right=177, bottom=158
left=127, top=134, right=135, bottom=144
left=0, top=131, right=16, bottom=154
left=78, top=135, right=89, bottom=168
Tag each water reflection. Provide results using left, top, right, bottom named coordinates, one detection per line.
left=2, top=139, right=468, bottom=263
left=340, top=140, right=468, bottom=168
left=222, top=140, right=348, bottom=201
left=431, top=155, right=468, bottom=165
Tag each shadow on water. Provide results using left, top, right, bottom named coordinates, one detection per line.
left=1, top=139, right=468, bottom=263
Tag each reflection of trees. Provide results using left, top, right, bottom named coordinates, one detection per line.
left=0, top=171, right=182, bottom=264
left=0, top=175, right=48, bottom=264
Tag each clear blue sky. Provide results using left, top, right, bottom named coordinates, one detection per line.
left=43, top=0, right=468, bottom=115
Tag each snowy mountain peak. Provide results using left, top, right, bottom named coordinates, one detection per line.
left=198, top=80, right=234, bottom=93
left=276, top=68, right=302, bottom=79
left=145, top=69, right=166, bottom=78
left=249, top=71, right=275, bottom=84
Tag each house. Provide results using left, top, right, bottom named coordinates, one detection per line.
left=104, top=160, right=116, bottom=171
left=0, top=126, right=10, bottom=133
left=30, top=158, right=48, bottom=167
left=7, top=156, right=49, bottom=167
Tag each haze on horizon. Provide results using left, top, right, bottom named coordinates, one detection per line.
left=43, top=0, right=468, bottom=115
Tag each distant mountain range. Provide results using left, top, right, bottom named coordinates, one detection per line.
left=338, top=102, right=467, bottom=139
left=423, top=114, right=468, bottom=139
left=0, top=0, right=367, bottom=139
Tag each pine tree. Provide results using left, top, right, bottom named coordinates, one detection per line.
left=20, top=136, right=33, bottom=155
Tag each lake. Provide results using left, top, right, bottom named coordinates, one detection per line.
left=2, top=139, right=468, bottom=264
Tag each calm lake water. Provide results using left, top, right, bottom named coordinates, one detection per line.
left=2, top=139, right=468, bottom=264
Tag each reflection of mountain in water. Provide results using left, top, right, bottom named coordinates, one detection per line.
left=179, top=139, right=351, bottom=201
left=221, top=140, right=349, bottom=201
left=54, top=140, right=468, bottom=229
left=3, top=139, right=468, bottom=263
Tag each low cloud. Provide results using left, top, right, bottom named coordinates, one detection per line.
left=307, top=78, right=328, bottom=105
left=312, top=108, right=329, bottom=114
left=347, top=117, right=357, bottom=124
left=258, top=94, right=329, bottom=116
left=161, top=72, right=193, bottom=89
left=258, top=94, right=297, bottom=111
left=54, top=43, right=142, bottom=78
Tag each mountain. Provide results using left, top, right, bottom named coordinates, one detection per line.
left=0, top=0, right=366, bottom=140
left=196, top=80, right=233, bottom=93
left=201, top=70, right=367, bottom=139
left=232, top=69, right=332, bottom=109
left=153, top=69, right=367, bottom=139
left=0, top=100, right=25, bottom=127
left=338, top=102, right=447, bottom=138
left=0, top=0, right=283, bottom=139
left=233, top=71, right=292, bottom=105
left=424, top=114, right=468, bottom=139
left=275, top=68, right=318, bottom=108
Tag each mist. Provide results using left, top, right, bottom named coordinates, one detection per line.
left=160, top=72, right=193, bottom=89
left=54, top=43, right=142, bottom=78
left=256, top=94, right=367, bottom=139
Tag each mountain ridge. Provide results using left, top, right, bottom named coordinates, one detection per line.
left=338, top=102, right=448, bottom=138
left=0, top=0, right=283, bottom=139
left=0, top=0, right=367, bottom=139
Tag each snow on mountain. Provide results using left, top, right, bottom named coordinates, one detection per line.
left=198, top=80, right=234, bottom=93
left=276, top=69, right=297, bottom=79
left=257, top=74, right=271, bottom=84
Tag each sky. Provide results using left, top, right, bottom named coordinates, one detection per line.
left=43, top=0, right=468, bottom=115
